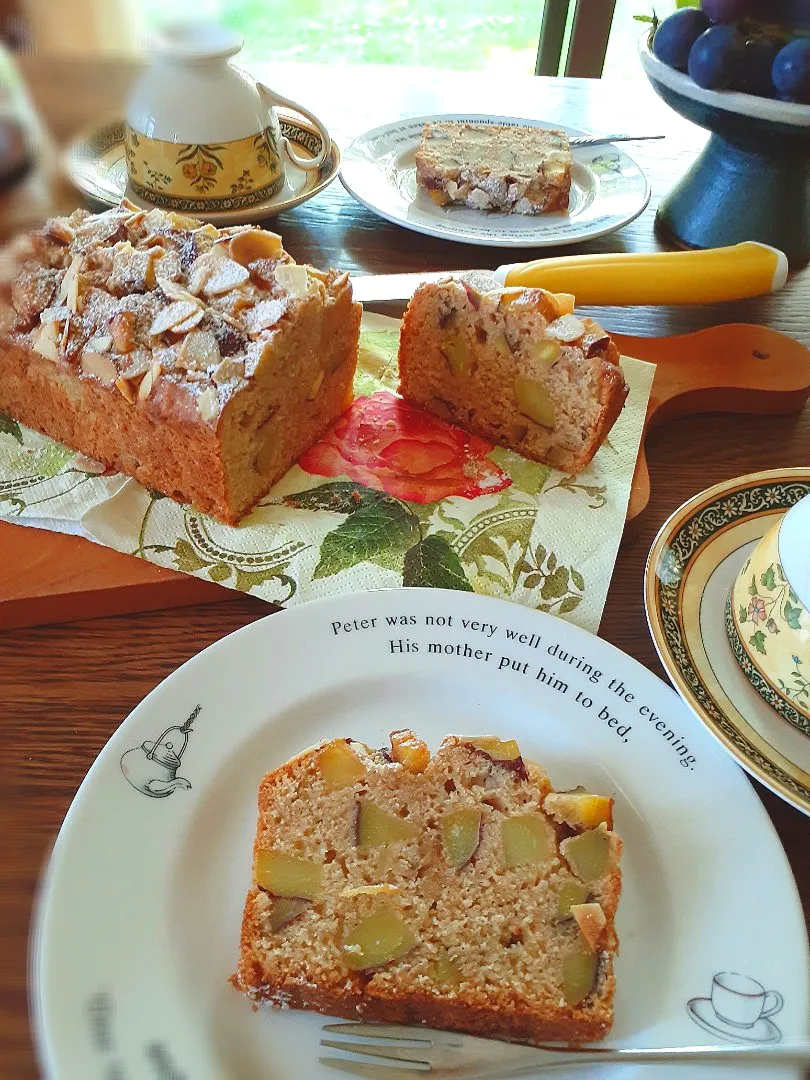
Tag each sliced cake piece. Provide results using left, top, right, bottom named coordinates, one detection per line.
left=415, top=122, right=572, bottom=214
left=398, top=275, right=628, bottom=474
left=235, top=730, right=622, bottom=1044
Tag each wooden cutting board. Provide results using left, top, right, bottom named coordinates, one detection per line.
left=1, top=322, right=808, bottom=629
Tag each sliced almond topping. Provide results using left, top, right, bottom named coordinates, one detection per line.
left=138, top=361, right=163, bottom=401
left=80, top=351, right=117, bottom=386
left=546, top=314, right=586, bottom=343
left=229, top=228, right=284, bottom=267
left=167, top=211, right=203, bottom=231
left=177, top=329, right=220, bottom=370
left=171, top=307, right=206, bottom=335
left=187, top=249, right=227, bottom=295
left=196, top=386, right=219, bottom=422
left=86, top=335, right=113, bottom=354
left=331, top=270, right=350, bottom=295
left=274, top=263, right=309, bottom=298
left=57, top=257, right=82, bottom=310
left=32, top=322, right=60, bottom=360
left=212, top=357, right=245, bottom=385
left=245, top=298, right=285, bottom=334
left=203, top=258, right=251, bottom=297
left=110, top=310, right=138, bottom=354
left=149, top=300, right=201, bottom=337
left=119, top=352, right=151, bottom=380
left=40, top=304, right=70, bottom=325
left=47, top=219, right=76, bottom=244
left=193, top=223, right=219, bottom=242
left=159, top=278, right=198, bottom=304
left=115, top=376, right=137, bottom=404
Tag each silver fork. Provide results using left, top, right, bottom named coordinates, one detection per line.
left=320, top=1023, right=810, bottom=1078
left=568, top=133, right=665, bottom=148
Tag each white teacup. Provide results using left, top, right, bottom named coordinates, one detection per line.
left=710, top=971, right=783, bottom=1028
left=124, top=23, right=331, bottom=213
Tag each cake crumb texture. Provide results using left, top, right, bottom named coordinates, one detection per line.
left=235, top=731, right=622, bottom=1044
left=398, top=276, right=628, bottom=474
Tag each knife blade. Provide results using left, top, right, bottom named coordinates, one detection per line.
left=350, top=242, right=788, bottom=307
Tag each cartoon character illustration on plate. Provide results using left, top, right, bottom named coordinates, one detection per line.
left=120, top=705, right=200, bottom=798
left=688, top=971, right=784, bottom=1043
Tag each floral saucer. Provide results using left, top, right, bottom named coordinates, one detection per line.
left=645, top=469, right=810, bottom=817
left=63, top=117, right=340, bottom=225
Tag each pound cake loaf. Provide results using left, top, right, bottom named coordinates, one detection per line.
left=235, top=731, right=622, bottom=1043
left=398, top=275, right=628, bottom=474
left=0, top=203, right=361, bottom=523
left=415, top=122, right=571, bottom=214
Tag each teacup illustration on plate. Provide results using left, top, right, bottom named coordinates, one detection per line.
left=688, top=971, right=783, bottom=1043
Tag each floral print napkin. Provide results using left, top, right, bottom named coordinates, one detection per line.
left=0, top=313, right=654, bottom=632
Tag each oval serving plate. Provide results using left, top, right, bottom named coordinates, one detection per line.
left=340, top=113, right=650, bottom=248
left=645, top=469, right=810, bottom=817
left=33, top=590, right=808, bottom=1080
left=63, top=116, right=340, bottom=225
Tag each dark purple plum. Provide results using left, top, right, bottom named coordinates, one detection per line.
left=736, top=35, right=781, bottom=96
left=653, top=8, right=710, bottom=69
left=688, top=24, right=746, bottom=89
left=772, top=38, right=810, bottom=102
left=701, top=0, right=765, bottom=22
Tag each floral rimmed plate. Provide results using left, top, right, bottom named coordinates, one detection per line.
left=645, top=469, right=810, bottom=817
left=340, top=114, right=650, bottom=248
left=33, top=590, right=808, bottom=1080
left=63, top=117, right=340, bottom=225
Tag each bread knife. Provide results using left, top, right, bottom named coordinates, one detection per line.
left=350, top=242, right=789, bottom=306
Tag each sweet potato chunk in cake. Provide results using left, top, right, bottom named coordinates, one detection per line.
left=398, top=274, right=628, bottom=474
left=0, top=203, right=361, bottom=523
left=415, top=122, right=572, bottom=214
left=235, top=732, right=622, bottom=1044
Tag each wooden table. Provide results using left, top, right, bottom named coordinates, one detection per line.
left=2, top=58, right=808, bottom=1079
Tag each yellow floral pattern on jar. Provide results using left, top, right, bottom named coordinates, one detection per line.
left=124, top=124, right=283, bottom=212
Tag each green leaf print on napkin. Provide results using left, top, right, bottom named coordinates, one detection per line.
left=283, top=480, right=390, bottom=514
left=313, top=498, right=419, bottom=579
left=403, top=534, right=473, bottom=591
left=0, top=413, right=23, bottom=445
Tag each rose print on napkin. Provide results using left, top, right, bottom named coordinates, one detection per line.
left=300, top=391, right=512, bottom=504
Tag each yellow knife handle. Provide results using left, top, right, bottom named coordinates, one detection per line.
left=500, top=242, right=788, bottom=305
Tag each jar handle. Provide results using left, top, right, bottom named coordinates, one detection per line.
left=257, top=83, right=330, bottom=171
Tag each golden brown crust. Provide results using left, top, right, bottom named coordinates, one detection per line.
left=0, top=205, right=361, bottom=524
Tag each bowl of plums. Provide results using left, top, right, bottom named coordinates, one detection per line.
left=640, top=0, right=810, bottom=265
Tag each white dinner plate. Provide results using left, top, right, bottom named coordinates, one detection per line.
left=339, top=113, right=650, bottom=247
left=33, top=590, right=808, bottom=1080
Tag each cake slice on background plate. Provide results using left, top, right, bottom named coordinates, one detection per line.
left=415, top=121, right=572, bottom=214
left=235, top=730, right=622, bottom=1044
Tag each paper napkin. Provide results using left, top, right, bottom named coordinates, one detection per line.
left=0, top=313, right=654, bottom=632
